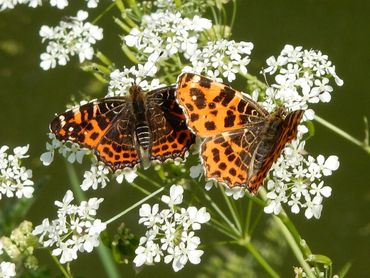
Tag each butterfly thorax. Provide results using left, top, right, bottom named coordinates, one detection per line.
left=130, top=85, right=151, bottom=151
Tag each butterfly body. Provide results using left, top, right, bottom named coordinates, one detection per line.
left=51, top=85, right=195, bottom=171
left=176, top=73, right=304, bottom=193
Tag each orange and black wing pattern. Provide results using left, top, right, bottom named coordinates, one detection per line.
left=176, top=72, right=268, bottom=137
left=50, top=98, right=141, bottom=170
left=146, top=86, right=195, bottom=162
left=176, top=72, right=304, bottom=193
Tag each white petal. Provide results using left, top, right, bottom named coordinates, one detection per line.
left=325, top=156, right=340, bottom=171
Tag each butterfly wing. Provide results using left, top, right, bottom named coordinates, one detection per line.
left=200, top=125, right=264, bottom=190
left=248, top=109, right=304, bottom=192
left=146, top=85, right=195, bottom=162
left=176, top=72, right=268, bottom=136
left=201, top=110, right=304, bottom=193
left=50, top=98, right=141, bottom=170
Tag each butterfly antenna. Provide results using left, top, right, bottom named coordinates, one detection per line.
left=137, top=51, right=165, bottom=89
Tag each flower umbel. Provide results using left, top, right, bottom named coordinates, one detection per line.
left=39, top=10, right=103, bottom=70
left=33, top=190, right=106, bottom=263
left=0, top=145, right=34, bottom=199
left=184, top=39, right=254, bottom=82
left=124, top=10, right=212, bottom=62
left=134, top=185, right=210, bottom=272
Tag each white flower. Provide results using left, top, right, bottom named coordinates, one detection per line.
left=161, top=184, right=184, bottom=207
left=115, top=169, right=138, bottom=183
left=189, top=164, right=203, bottom=179
left=0, top=261, right=16, bottom=278
left=33, top=190, right=105, bottom=264
left=50, top=0, right=68, bottom=9
left=40, top=133, right=90, bottom=166
left=138, top=204, right=161, bottom=228
left=309, top=181, right=332, bottom=201
left=304, top=195, right=323, bottom=219
left=134, top=186, right=210, bottom=271
left=39, top=10, right=103, bottom=70
left=183, top=207, right=210, bottom=230
left=224, top=186, right=246, bottom=200
left=81, top=164, right=110, bottom=191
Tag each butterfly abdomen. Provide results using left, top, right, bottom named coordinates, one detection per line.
left=136, top=122, right=151, bottom=149
left=130, top=85, right=152, bottom=150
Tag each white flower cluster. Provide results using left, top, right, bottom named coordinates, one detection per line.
left=33, top=190, right=106, bottom=264
left=0, top=262, right=16, bottom=278
left=264, top=140, right=339, bottom=219
left=39, top=10, right=103, bottom=70
left=263, top=44, right=343, bottom=115
left=183, top=39, right=254, bottom=82
left=0, top=0, right=99, bottom=11
left=107, top=62, right=164, bottom=97
left=80, top=163, right=138, bottom=191
left=0, top=145, right=34, bottom=199
left=134, top=185, right=210, bottom=272
left=40, top=133, right=90, bottom=166
left=124, top=10, right=212, bottom=61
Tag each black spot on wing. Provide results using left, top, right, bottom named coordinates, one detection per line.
left=199, top=76, right=212, bottom=88
left=205, top=121, right=216, bottom=130
left=190, top=88, right=206, bottom=109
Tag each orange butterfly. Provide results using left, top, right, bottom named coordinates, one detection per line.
left=176, top=73, right=304, bottom=193
left=51, top=85, right=195, bottom=170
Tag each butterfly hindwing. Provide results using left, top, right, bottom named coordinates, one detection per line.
left=146, top=86, right=196, bottom=162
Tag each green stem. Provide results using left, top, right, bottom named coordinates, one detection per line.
left=314, top=114, right=370, bottom=155
left=130, top=181, right=151, bottom=195
left=272, top=216, right=315, bottom=278
left=243, top=241, right=280, bottom=278
left=229, top=0, right=237, bottom=31
left=258, top=188, right=316, bottom=278
left=65, top=162, right=85, bottom=201
left=51, top=253, right=72, bottom=278
left=65, top=163, right=120, bottom=278
left=220, top=187, right=242, bottom=233
left=105, top=187, right=164, bottom=225
left=137, top=171, right=163, bottom=188
left=244, top=199, right=253, bottom=236
left=207, top=220, right=239, bottom=240
left=203, top=191, right=241, bottom=237
left=92, top=2, right=116, bottom=24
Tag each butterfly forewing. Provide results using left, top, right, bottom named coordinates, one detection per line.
left=176, top=72, right=268, bottom=137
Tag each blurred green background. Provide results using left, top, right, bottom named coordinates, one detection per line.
left=0, top=0, right=370, bottom=277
